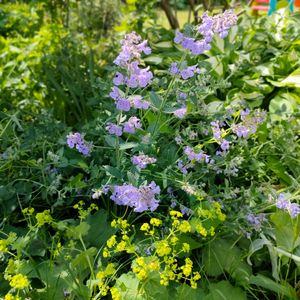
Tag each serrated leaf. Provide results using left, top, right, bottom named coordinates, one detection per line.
left=206, top=281, right=247, bottom=300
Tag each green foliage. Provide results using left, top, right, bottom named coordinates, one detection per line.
left=1, top=4, right=300, bottom=300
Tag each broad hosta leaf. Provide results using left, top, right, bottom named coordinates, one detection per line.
left=144, top=56, right=163, bottom=65
left=268, top=67, right=300, bottom=88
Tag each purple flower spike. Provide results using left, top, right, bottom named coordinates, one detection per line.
left=123, top=116, right=142, bottom=134
left=110, top=182, right=160, bottom=212
left=173, top=107, right=187, bottom=119
left=66, top=132, right=91, bottom=156
left=106, top=123, right=123, bottom=137
left=132, top=154, right=157, bottom=169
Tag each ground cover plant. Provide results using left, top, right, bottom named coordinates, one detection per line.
left=1, top=3, right=300, bottom=300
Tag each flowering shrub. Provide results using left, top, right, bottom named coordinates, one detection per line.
left=1, top=7, right=300, bottom=300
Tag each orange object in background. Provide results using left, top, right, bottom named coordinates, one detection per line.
left=295, top=0, right=300, bottom=7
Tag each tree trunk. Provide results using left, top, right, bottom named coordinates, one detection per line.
left=160, top=0, right=179, bottom=29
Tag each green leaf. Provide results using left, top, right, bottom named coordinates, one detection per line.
left=205, top=56, right=223, bottom=76
left=67, top=222, right=90, bottom=240
left=144, top=56, right=163, bottom=65
left=105, top=135, right=117, bottom=147
left=103, top=165, right=124, bottom=179
left=202, top=239, right=241, bottom=277
left=119, top=142, right=138, bottom=150
left=270, top=211, right=300, bottom=252
left=172, top=283, right=206, bottom=300
left=144, top=273, right=169, bottom=299
left=154, top=41, right=173, bottom=49
left=206, top=281, right=247, bottom=300
left=85, top=210, right=116, bottom=247
left=268, top=67, right=300, bottom=88
left=115, top=272, right=146, bottom=300
left=249, top=274, right=297, bottom=298
left=149, top=91, right=162, bottom=109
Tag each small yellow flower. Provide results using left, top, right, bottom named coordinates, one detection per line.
left=148, top=258, right=160, bottom=271
left=8, top=274, right=30, bottom=289
left=182, top=243, right=190, bottom=253
left=111, top=287, right=121, bottom=300
left=96, top=271, right=105, bottom=280
left=140, top=223, right=150, bottom=231
left=107, top=235, right=117, bottom=248
left=4, top=294, right=20, bottom=300
left=155, top=240, right=171, bottom=257
left=181, top=258, right=193, bottom=277
left=103, top=247, right=110, bottom=258
left=122, top=234, right=129, bottom=241
left=36, top=210, right=52, bottom=227
left=111, top=219, right=117, bottom=228
left=193, top=271, right=201, bottom=281
left=170, top=210, right=183, bottom=219
left=116, top=241, right=126, bottom=252
left=150, top=218, right=162, bottom=227
left=136, top=268, right=147, bottom=280
left=170, top=236, right=179, bottom=245
left=178, top=220, right=192, bottom=233
left=0, top=239, right=8, bottom=253
left=120, top=220, right=129, bottom=229
left=136, top=257, right=146, bottom=267
left=196, top=224, right=207, bottom=237
left=22, top=207, right=35, bottom=215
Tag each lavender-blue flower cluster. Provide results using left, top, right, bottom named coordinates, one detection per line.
left=131, top=154, right=157, bottom=169
left=110, top=182, right=160, bottom=212
left=174, top=10, right=237, bottom=55
left=106, top=117, right=142, bottom=137
left=113, top=32, right=153, bottom=90
left=211, top=121, right=230, bottom=154
left=232, top=109, right=266, bottom=138
left=247, top=213, right=266, bottom=230
left=276, top=193, right=300, bottom=218
left=170, top=63, right=201, bottom=79
left=66, top=132, right=91, bottom=156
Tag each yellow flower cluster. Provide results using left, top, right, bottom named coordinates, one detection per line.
left=36, top=210, right=53, bottom=227
left=158, top=255, right=200, bottom=288
left=110, top=287, right=121, bottom=300
left=103, top=219, right=134, bottom=258
left=0, top=233, right=17, bottom=254
left=8, top=274, right=30, bottom=289
left=155, top=240, right=172, bottom=257
left=53, top=241, right=62, bottom=258
left=104, top=214, right=201, bottom=290
left=22, top=207, right=35, bottom=215
left=213, top=202, right=226, bottom=221
left=0, top=239, right=8, bottom=253
left=73, top=201, right=99, bottom=220
left=132, top=256, right=160, bottom=281
left=4, top=294, right=20, bottom=300
left=96, top=263, right=116, bottom=296
left=197, top=202, right=226, bottom=222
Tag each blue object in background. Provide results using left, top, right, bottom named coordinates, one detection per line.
left=268, top=0, right=294, bottom=15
